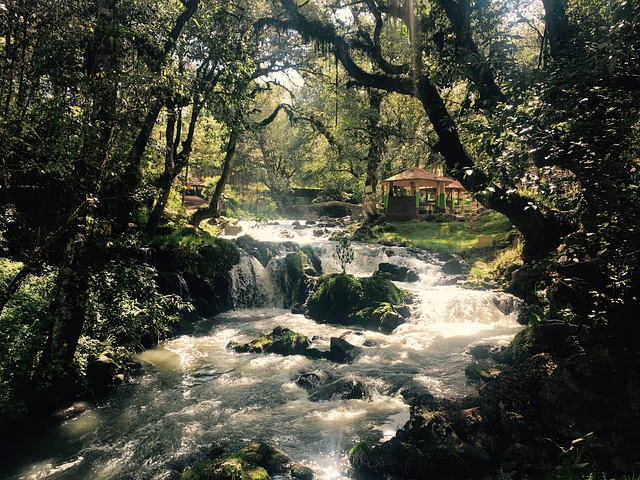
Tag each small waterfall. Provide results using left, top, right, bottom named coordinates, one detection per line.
left=229, top=253, right=284, bottom=309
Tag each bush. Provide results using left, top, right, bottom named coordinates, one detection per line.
left=82, top=261, right=190, bottom=352
left=0, top=259, right=57, bottom=422
left=150, top=229, right=240, bottom=277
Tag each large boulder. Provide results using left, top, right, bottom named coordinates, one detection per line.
left=375, top=263, right=420, bottom=283
left=86, top=353, right=123, bottom=387
left=349, top=406, right=494, bottom=479
left=305, top=273, right=408, bottom=332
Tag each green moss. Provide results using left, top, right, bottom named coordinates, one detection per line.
left=231, top=326, right=311, bottom=355
left=348, top=442, right=376, bottom=471
left=306, top=274, right=407, bottom=331
left=182, top=442, right=288, bottom=480
left=360, top=275, right=405, bottom=305
left=300, top=245, right=322, bottom=274
left=306, top=273, right=364, bottom=323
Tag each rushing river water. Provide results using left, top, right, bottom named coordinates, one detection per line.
left=3, top=220, right=523, bottom=480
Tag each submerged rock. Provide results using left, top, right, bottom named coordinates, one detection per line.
left=309, top=377, right=369, bottom=402
left=295, top=371, right=332, bottom=391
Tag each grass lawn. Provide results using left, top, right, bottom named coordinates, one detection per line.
left=374, top=211, right=515, bottom=256
left=371, top=211, right=522, bottom=286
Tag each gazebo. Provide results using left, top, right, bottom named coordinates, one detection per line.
left=381, top=167, right=465, bottom=220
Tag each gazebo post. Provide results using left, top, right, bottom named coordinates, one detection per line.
left=384, top=182, right=391, bottom=211
left=436, top=181, right=446, bottom=211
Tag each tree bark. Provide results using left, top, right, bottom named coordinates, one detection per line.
left=191, top=126, right=240, bottom=226
left=115, top=0, right=200, bottom=228
left=363, top=89, right=385, bottom=223
left=541, top=0, right=570, bottom=60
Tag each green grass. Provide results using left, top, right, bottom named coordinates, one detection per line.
left=370, top=211, right=522, bottom=288
left=374, top=211, right=515, bottom=258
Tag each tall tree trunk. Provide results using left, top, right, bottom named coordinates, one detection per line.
left=34, top=0, right=119, bottom=403
left=115, top=0, right=200, bottom=229
left=364, top=89, right=385, bottom=223
left=191, top=127, right=240, bottom=226
left=541, top=0, right=570, bottom=60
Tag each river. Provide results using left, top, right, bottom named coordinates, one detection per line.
left=3, top=220, right=523, bottom=479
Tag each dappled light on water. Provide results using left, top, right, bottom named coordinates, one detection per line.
left=4, top=222, right=523, bottom=480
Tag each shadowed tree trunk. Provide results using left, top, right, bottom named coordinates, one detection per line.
left=363, top=89, right=385, bottom=223
left=191, top=126, right=240, bottom=226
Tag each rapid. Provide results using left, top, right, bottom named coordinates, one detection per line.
left=3, top=220, right=523, bottom=480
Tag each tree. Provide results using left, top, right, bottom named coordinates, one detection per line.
left=145, top=2, right=255, bottom=234
left=265, top=0, right=574, bottom=260
left=0, top=0, right=202, bottom=405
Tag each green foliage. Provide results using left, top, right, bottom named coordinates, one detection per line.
left=82, top=261, right=190, bottom=352
left=223, top=193, right=281, bottom=221
left=333, top=234, right=355, bottom=274
left=150, top=228, right=240, bottom=277
left=0, top=259, right=56, bottom=420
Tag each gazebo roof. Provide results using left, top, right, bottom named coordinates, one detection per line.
left=446, top=180, right=466, bottom=190
left=381, top=167, right=454, bottom=187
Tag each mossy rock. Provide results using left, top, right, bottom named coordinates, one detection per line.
left=229, top=326, right=311, bottom=355
left=285, top=251, right=304, bottom=279
left=352, top=302, right=405, bottom=333
left=300, top=245, right=322, bottom=275
left=305, top=273, right=406, bottom=331
left=290, top=463, right=314, bottom=480
left=348, top=442, right=376, bottom=471
left=305, top=274, right=364, bottom=323
left=465, top=361, right=502, bottom=383
left=306, top=274, right=405, bottom=333
left=182, top=442, right=289, bottom=480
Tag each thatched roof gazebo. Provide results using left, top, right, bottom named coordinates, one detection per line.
left=380, top=167, right=465, bottom=220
